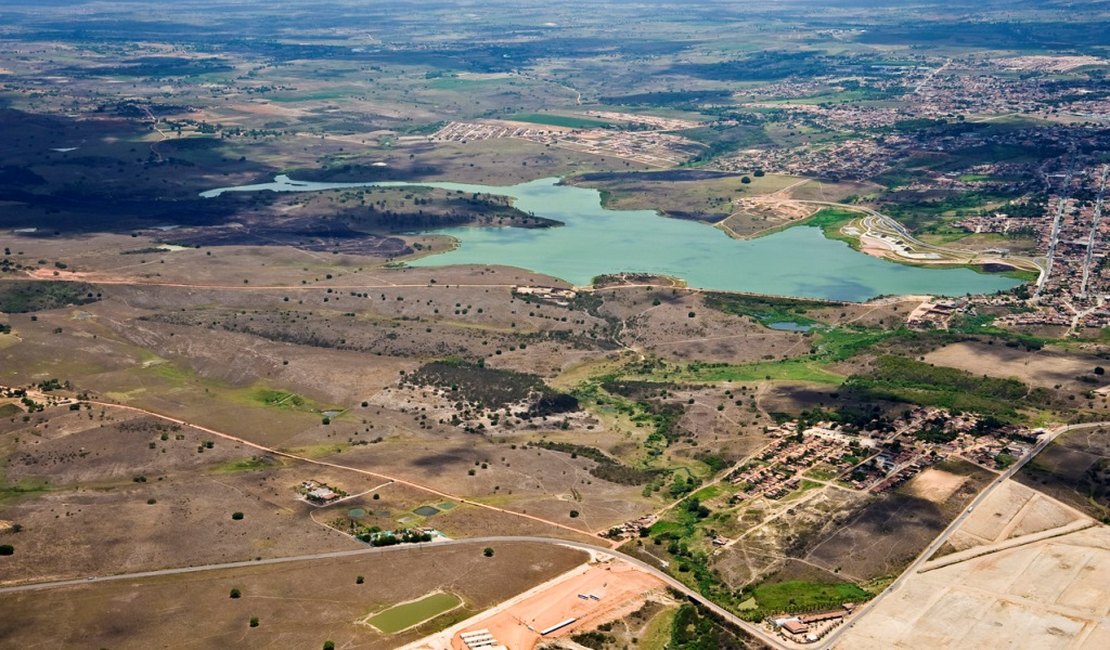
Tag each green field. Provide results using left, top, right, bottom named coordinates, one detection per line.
left=750, top=580, right=870, bottom=615
left=508, top=113, right=612, bottom=129
left=804, top=208, right=862, bottom=247
left=365, top=591, right=462, bottom=634
left=633, top=359, right=846, bottom=385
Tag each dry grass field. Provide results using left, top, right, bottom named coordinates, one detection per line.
left=0, top=542, right=588, bottom=649
left=924, top=341, right=1105, bottom=392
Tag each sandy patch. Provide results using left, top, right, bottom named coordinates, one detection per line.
left=404, top=559, right=664, bottom=650
left=902, top=468, right=966, bottom=503
left=837, top=523, right=1110, bottom=650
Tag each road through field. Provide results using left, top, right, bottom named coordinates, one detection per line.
left=4, top=411, right=1101, bottom=650
left=815, top=420, right=1110, bottom=650
left=87, top=399, right=605, bottom=543
left=0, top=534, right=786, bottom=649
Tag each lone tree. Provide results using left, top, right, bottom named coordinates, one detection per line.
left=0, top=544, right=13, bottom=556
left=324, top=642, right=336, bottom=650
left=483, top=547, right=495, bottom=558
left=229, top=588, right=241, bottom=599
left=231, top=512, right=244, bottom=520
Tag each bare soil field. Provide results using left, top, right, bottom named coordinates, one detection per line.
left=0, top=461, right=360, bottom=584
left=939, top=479, right=1085, bottom=557
left=327, top=436, right=656, bottom=533
left=1017, top=426, right=1110, bottom=522
left=712, top=488, right=871, bottom=588
left=924, top=341, right=1105, bottom=392
left=837, top=498, right=1110, bottom=650
left=901, top=468, right=966, bottom=504
left=0, top=404, right=437, bottom=583
left=435, top=559, right=665, bottom=650
left=803, top=460, right=993, bottom=582
left=0, top=541, right=588, bottom=650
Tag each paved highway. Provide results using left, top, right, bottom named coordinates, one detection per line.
left=813, top=420, right=1109, bottom=650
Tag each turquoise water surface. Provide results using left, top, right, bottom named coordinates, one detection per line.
left=202, top=175, right=1021, bottom=302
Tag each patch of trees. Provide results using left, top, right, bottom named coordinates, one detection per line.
left=360, top=529, right=432, bottom=546
left=0, top=281, right=101, bottom=313
left=535, top=441, right=660, bottom=485
left=845, top=355, right=1056, bottom=420
left=406, top=359, right=553, bottom=410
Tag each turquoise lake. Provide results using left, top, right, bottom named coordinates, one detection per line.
left=202, top=175, right=1021, bottom=302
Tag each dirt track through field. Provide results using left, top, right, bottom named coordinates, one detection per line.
left=81, top=399, right=608, bottom=544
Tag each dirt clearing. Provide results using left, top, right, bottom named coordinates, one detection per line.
left=901, top=468, right=966, bottom=503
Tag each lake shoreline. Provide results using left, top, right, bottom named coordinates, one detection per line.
left=201, top=175, right=1022, bottom=302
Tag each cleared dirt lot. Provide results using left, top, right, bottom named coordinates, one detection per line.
left=802, top=460, right=992, bottom=582
left=837, top=486, right=1109, bottom=650
left=943, top=480, right=1084, bottom=553
left=901, top=468, right=966, bottom=503
left=430, top=559, right=665, bottom=650
left=0, top=542, right=587, bottom=650
left=1017, top=426, right=1110, bottom=522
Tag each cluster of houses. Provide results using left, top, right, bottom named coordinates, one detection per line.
left=297, top=479, right=346, bottom=505
left=719, top=407, right=1040, bottom=502
left=957, top=164, right=1110, bottom=334
left=771, top=604, right=858, bottom=645
left=512, top=285, right=578, bottom=307
left=905, top=299, right=968, bottom=330
left=848, top=449, right=938, bottom=493
left=601, top=513, right=658, bottom=541
left=728, top=429, right=858, bottom=500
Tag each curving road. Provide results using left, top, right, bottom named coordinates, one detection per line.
left=791, top=199, right=1045, bottom=278
left=0, top=534, right=785, bottom=648
left=3, top=416, right=1102, bottom=650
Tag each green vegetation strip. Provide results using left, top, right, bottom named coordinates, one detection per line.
left=702, top=292, right=830, bottom=328
left=0, top=280, right=100, bottom=313
left=845, top=355, right=1055, bottom=421
left=749, top=580, right=869, bottom=618
left=507, top=113, right=612, bottom=129
left=365, top=592, right=461, bottom=634
left=803, top=208, right=861, bottom=247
